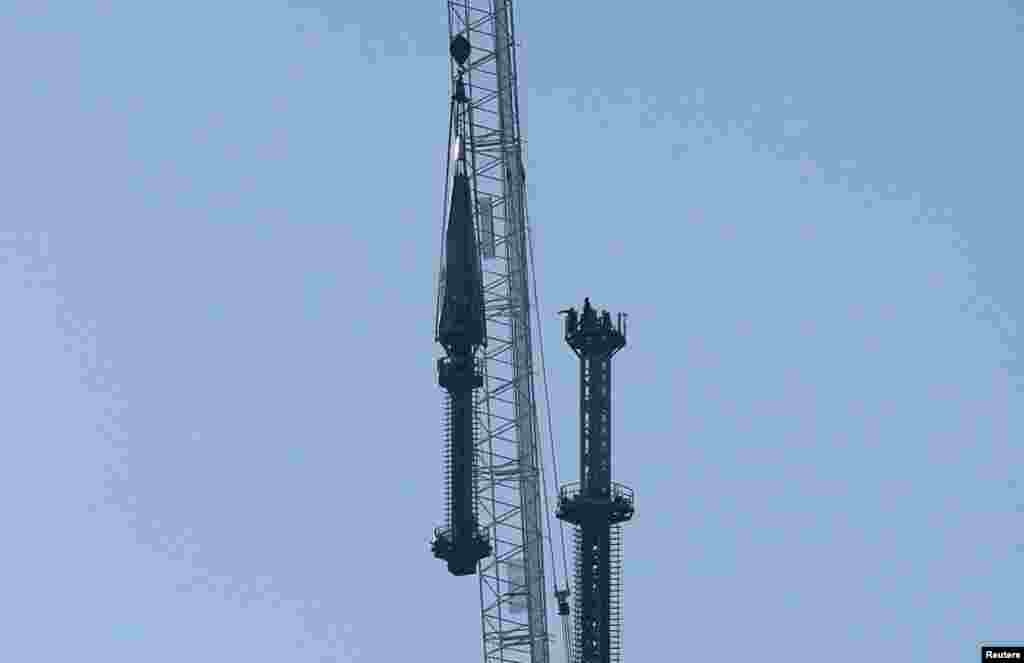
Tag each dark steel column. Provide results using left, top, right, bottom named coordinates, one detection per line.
left=557, top=299, right=635, bottom=663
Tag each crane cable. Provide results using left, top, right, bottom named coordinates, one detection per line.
left=522, top=150, right=573, bottom=617
left=435, top=88, right=458, bottom=334
left=508, top=5, right=573, bottom=654
left=503, top=0, right=572, bottom=603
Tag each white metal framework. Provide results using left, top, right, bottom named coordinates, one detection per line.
left=443, top=2, right=551, bottom=662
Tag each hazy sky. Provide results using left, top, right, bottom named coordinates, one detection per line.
left=3, top=1, right=1022, bottom=661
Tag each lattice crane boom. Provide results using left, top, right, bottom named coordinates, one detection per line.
left=431, top=2, right=572, bottom=662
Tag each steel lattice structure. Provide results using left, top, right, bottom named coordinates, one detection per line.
left=436, top=2, right=552, bottom=662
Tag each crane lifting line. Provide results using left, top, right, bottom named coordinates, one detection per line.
left=524, top=179, right=573, bottom=596
left=499, top=0, right=573, bottom=609
left=434, top=92, right=457, bottom=336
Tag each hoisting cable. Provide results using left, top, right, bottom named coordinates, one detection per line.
left=522, top=154, right=574, bottom=662
left=500, top=10, right=573, bottom=657
left=436, top=88, right=458, bottom=334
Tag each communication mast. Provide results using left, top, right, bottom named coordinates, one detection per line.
left=431, top=2, right=573, bottom=663
left=557, top=299, right=635, bottom=663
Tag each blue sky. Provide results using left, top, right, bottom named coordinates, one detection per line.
left=2, top=1, right=1022, bottom=661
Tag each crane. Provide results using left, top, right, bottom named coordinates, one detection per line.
left=430, top=2, right=574, bottom=662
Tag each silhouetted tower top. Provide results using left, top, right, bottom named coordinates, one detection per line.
left=557, top=298, right=634, bottom=663
left=560, top=298, right=629, bottom=500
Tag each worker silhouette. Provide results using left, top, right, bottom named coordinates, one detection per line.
left=582, top=297, right=596, bottom=327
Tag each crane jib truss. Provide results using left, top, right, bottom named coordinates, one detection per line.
left=443, top=2, right=552, bottom=662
